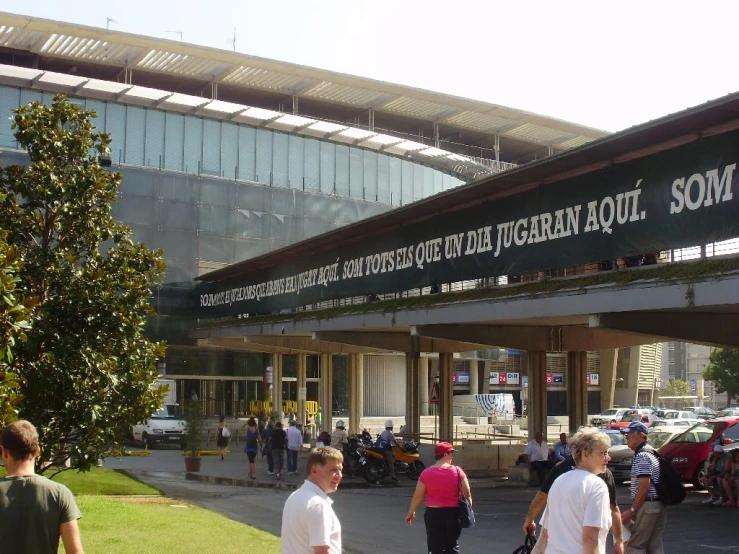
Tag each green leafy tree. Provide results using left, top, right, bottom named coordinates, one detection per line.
left=661, top=379, right=692, bottom=408
left=0, top=95, right=167, bottom=474
left=704, top=348, right=739, bottom=408
left=0, top=214, right=33, bottom=426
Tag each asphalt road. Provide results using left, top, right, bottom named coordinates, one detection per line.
left=107, top=451, right=739, bottom=553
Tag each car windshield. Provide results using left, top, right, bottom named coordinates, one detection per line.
left=604, top=432, right=626, bottom=446
left=151, top=405, right=178, bottom=419
left=648, top=432, right=675, bottom=449
left=670, top=422, right=724, bottom=443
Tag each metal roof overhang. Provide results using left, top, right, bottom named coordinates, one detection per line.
left=198, top=90, right=739, bottom=283
left=0, top=11, right=606, bottom=154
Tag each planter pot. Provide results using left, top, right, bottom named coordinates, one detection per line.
left=184, top=456, right=202, bottom=472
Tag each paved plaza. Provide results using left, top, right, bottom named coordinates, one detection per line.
left=104, top=449, right=739, bottom=553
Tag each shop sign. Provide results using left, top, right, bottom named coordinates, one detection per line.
left=453, top=370, right=470, bottom=385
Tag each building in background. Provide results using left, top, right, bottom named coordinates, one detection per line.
left=663, top=342, right=727, bottom=410
left=0, top=13, right=607, bottom=418
left=614, top=344, right=664, bottom=407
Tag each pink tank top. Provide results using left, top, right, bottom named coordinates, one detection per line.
left=419, top=465, right=466, bottom=508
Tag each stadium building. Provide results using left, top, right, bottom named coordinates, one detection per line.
left=0, top=12, right=609, bottom=418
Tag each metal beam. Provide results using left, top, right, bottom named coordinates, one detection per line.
left=592, top=312, right=739, bottom=348
left=245, top=335, right=382, bottom=354
left=412, top=324, right=664, bottom=351
left=312, top=331, right=489, bottom=353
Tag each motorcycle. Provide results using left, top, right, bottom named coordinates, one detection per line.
left=343, top=431, right=372, bottom=478
left=363, top=440, right=425, bottom=483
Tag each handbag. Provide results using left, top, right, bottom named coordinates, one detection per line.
left=222, top=427, right=230, bottom=438
left=456, top=467, right=475, bottom=528
left=512, top=534, right=537, bottom=554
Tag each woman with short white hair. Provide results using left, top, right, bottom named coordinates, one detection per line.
left=540, top=427, right=613, bottom=554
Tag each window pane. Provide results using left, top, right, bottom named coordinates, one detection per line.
left=106, top=103, right=126, bottom=164
left=85, top=99, right=106, bottom=131
left=349, top=147, right=363, bottom=198
left=0, top=87, right=20, bottom=148
left=272, top=132, right=288, bottom=187
left=221, top=122, right=238, bottom=180
left=125, top=106, right=145, bottom=166
left=319, top=141, right=335, bottom=193
left=164, top=112, right=185, bottom=171
left=304, top=138, right=320, bottom=191
left=389, top=156, right=402, bottom=206
left=199, top=204, right=231, bottom=235
left=288, top=134, right=304, bottom=189
left=145, top=109, right=165, bottom=169
left=377, top=154, right=390, bottom=205
left=20, top=89, right=43, bottom=106
left=335, top=144, right=350, bottom=197
left=202, top=118, right=221, bottom=176
left=184, top=117, right=203, bottom=173
left=433, top=167, right=443, bottom=195
left=413, top=163, right=424, bottom=201
left=238, top=125, right=256, bottom=182
left=423, top=166, right=434, bottom=198
left=401, top=160, right=414, bottom=205
left=255, top=129, right=273, bottom=184
left=363, top=150, right=378, bottom=202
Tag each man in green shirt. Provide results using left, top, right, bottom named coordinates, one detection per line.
left=0, top=420, right=84, bottom=554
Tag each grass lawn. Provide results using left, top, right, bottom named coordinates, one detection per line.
left=0, top=466, right=281, bottom=553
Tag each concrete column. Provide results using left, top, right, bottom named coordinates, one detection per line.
left=271, top=353, right=283, bottom=419
left=567, top=351, right=588, bottom=433
left=469, top=359, right=479, bottom=395
left=599, top=349, right=618, bottom=412
left=527, top=350, right=547, bottom=440
left=349, top=354, right=364, bottom=434
left=481, top=361, right=491, bottom=394
left=439, top=352, right=454, bottom=441
left=405, top=352, right=421, bottom=435
left=420, top=356, right=430, bottom=416
left=297, top=353, right=307, bottom=426
left=320, top=353, right=333, bottom=433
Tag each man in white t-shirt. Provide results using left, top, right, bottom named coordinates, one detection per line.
left=286, top=421, right=303, bottom=475
left=281, top=446, right=344, bottom=554
left=540, top=427, right=613, bottom=554
left=524, top=431, right=553, bottom=483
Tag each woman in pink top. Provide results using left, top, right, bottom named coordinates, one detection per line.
left=405, top=442, right=472, bottom=553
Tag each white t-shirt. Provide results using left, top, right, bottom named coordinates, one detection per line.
left=524, top=440, right=550, bottom=462
left=281, top=480, right=342, bottom=554
left=542, top=468, right=611, bottom=554
left=287, top=426, right=303, bottom=451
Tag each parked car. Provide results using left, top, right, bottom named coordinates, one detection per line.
left=658, top=417, right=739, bottom=488
left=591, top=408, right=636, bottom=428
left=608, top=413, right=661, bottom=430
left=601, top=429, right=627, bottom=447
left=658, top=409, right=701, bottom=425
left=716, top=407, right=739, bottom=417
left=607, top=426, right=686, bottom=484
left=651, top=419, right=692, bottom=428
left=685, top=406, right=716, bottom=420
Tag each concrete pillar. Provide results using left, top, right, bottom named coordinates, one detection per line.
left=420, top=356, right=430, bottom=416
left=405, top=352, right=421, bottom=435
left=297, top=353, right=307, bottom=426
left=527, top=350, right=547, bottom=440
left=469, top=360, right=479, bottom=395
left=349, top=354, right=364, bottom=434
left=481, top=361, right=491, bottom=394
left=567, top=351, right=588, bottom=433
left=320, top=353, right=333, bottom=433
left=439, top=352, right=454, bottom=441
left=599, top=349, right=618, bottom=412
left=271, top=353, right=283, bottom=419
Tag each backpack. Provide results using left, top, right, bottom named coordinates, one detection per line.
left=645, top=449, right=686, bottom=505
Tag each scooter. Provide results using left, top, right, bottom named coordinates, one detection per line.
left=363, top=441, right=425, bottom=483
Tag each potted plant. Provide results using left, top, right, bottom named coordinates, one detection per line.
left=183, top=401, right=205, bottom=472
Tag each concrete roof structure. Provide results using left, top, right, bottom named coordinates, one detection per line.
left=0, top=11, right=608, bottom=168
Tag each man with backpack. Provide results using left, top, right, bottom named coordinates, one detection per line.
left=620, top=421, right=666, bottom=554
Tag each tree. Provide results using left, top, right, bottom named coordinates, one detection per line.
left=0, top=215, right=33, bottom=426
left=661, top=379, right=692, bottom=408
left=0, top=95, right=166, bottom=474
left=704, top=348, right=739, bottom=408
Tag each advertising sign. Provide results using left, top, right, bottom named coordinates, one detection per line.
left=546, top=373, right=553, bottom=385
left=506, top=372, right=520, bottom=385
left=198, top=131, right=739, bottom=318
left=587, top=373, right=600, bottom=386
left=551, top=372, right=564, bottom=385
left=690, top=378, right=697, bottom=396
left=453, top=370, right=470, bottom=385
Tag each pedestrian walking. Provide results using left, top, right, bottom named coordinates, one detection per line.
left=522, top=447, right=623, bottom=554
left=405, top=442, right=472, bottom=554
left=0, top=420, right=84, bottom=554
left=281, top=446, right=344, bottom=554
left=620, top=421, right=666, bottom=554
left=261, top=419, right=275, bottom=475
left=539, top=427, right=613, bottom=554
left=270, top=421, right=287, bottom=480
left=314, top=407, right=322, bottom=433
left=287, top=420, right=303, bottom=475
left=241, top=417, right=261, bottom=480
left=216, top=416, right=229, bottom=460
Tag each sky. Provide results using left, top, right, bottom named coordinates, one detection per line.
left=9, top=1, right=739, bottom=132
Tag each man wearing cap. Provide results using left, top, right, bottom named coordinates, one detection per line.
left=621, top=421, right=665, bottom=554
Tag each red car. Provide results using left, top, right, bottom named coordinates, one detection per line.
left=658, top=417, right=739, bottom=488
left=608, top=413, right=661, bottom=430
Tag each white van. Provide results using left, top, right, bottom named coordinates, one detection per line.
left=131, top=403, right=186, bottom=449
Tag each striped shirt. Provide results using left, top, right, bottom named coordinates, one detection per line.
left=629, top=444, right=660, bottom=500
